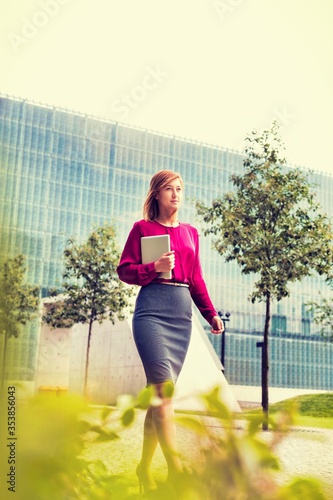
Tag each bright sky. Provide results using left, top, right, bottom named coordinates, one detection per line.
left=1, top=0, right=333, bottom=174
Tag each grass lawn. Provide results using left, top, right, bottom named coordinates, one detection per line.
left=241, top=393, right=333, bottom=429
left=292, top=415, right=333, bottom=429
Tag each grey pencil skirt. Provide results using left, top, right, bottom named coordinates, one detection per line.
left=133, top=283, right=192, bottom=385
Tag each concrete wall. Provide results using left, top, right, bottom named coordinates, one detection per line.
left=35, top=325, right=73, bottom=389
left=35, top=317, right=146, bottom=402
left=69, top=318, right=146, bottom=401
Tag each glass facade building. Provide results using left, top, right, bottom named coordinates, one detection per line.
left=1, top=95, right=332, bottom=389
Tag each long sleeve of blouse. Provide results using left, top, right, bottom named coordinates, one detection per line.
left=117, top=220, right=218, bottom=325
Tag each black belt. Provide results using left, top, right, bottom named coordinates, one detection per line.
left=159, top=282, right=189, bottom=288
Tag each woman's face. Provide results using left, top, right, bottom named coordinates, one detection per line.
left=155, top=178, right=183, bottom=213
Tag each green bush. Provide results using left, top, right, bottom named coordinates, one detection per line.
left=1, top=388, right=329, bottom=499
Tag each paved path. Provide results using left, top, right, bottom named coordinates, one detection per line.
left=267, top=426, right=333, bottom=491
left=84, top=409, right=333, bottom=498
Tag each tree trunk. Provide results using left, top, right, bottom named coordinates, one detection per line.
left=262, top=295, right=270, bottom=430
left=83, top=317, right=94, bottom=398
left=1, top=330, right=9, bottom=392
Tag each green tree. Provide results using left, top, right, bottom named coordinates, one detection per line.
left=43, top=225, right=133, bottom=397
left=308, top=279, right=333, bottom=342
left=0, top=254, right=40, bottom=388
left=196, top=122, right=333, bottom=429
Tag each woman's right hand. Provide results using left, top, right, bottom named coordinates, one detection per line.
left=154, top=251, right=175, bottom=273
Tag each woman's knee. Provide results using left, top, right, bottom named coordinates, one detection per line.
left=152, top=380, right=174, bottom=399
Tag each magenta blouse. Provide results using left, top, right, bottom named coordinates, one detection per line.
left=117, top=219, right=218, bottom=325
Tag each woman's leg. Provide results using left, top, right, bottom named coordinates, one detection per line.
left=137, top=407, right=158, bottom=492
left=139, top=406, right=158, bottom=470
left=139, top=382, right=182, bottom=475
left=150, top=382, right=182, bottom=476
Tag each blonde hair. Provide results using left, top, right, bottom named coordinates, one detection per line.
left=143, top=170, right=184, bottom=221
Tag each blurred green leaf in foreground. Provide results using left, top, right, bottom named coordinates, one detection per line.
left=0, top=387, right=330, bottom=499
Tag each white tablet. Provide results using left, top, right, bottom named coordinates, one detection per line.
left=141, top=234, right=171, bottom=279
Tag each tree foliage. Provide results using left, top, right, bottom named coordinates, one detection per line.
left=308, top=279, right=333, bottom=342
left=0, top=254, right=40, bottom=384
left=43, top=225, right=133, bottom=328
left=196, top=122, right=333, bottom=304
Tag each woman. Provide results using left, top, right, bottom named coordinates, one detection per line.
left=117, top=170, right=223, bottom=493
